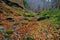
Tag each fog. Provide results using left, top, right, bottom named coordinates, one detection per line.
left=23, top=0, right=56, bottom=11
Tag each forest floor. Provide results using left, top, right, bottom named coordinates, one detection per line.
left=0, top=1, right=60, bottom=40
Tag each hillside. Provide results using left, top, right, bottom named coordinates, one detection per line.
left=0, top=0, right=60, bottom=40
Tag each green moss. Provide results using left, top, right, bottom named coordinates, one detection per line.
left=21, top=21, right=28, bottom=25
left=23, top=11, right=35, bottom=17
left=37, top=8, right=60, bottom=24
left=20, top=35, right=34, bottom=40
left=6, top=29, right=13, bottom=35
left=27, top=17, right=33, bottom=21
left=3, top=12, right=9, bottom=16
left=4, top=34, right=10, bottom=38
left=26, top=37, right=34, bottom=40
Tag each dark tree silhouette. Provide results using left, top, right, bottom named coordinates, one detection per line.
left=2, top=0, right=24, bottom=9
left=56, top=0, right=60, bottom=8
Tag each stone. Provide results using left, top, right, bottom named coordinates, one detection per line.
left=6, top=17, right=14, bottom=22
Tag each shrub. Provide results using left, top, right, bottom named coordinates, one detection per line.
left=37, top=10, right=51, bottom=17
left=37, top=8, right=60, bottom=24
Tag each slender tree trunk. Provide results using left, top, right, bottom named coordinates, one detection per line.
left=56, top=0, right=60, bottom=8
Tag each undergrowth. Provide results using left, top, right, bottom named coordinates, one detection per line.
left=37, top=8, right=60, bottom=25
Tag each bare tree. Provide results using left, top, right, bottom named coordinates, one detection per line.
left=56, top=0, right=60, bottom=8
